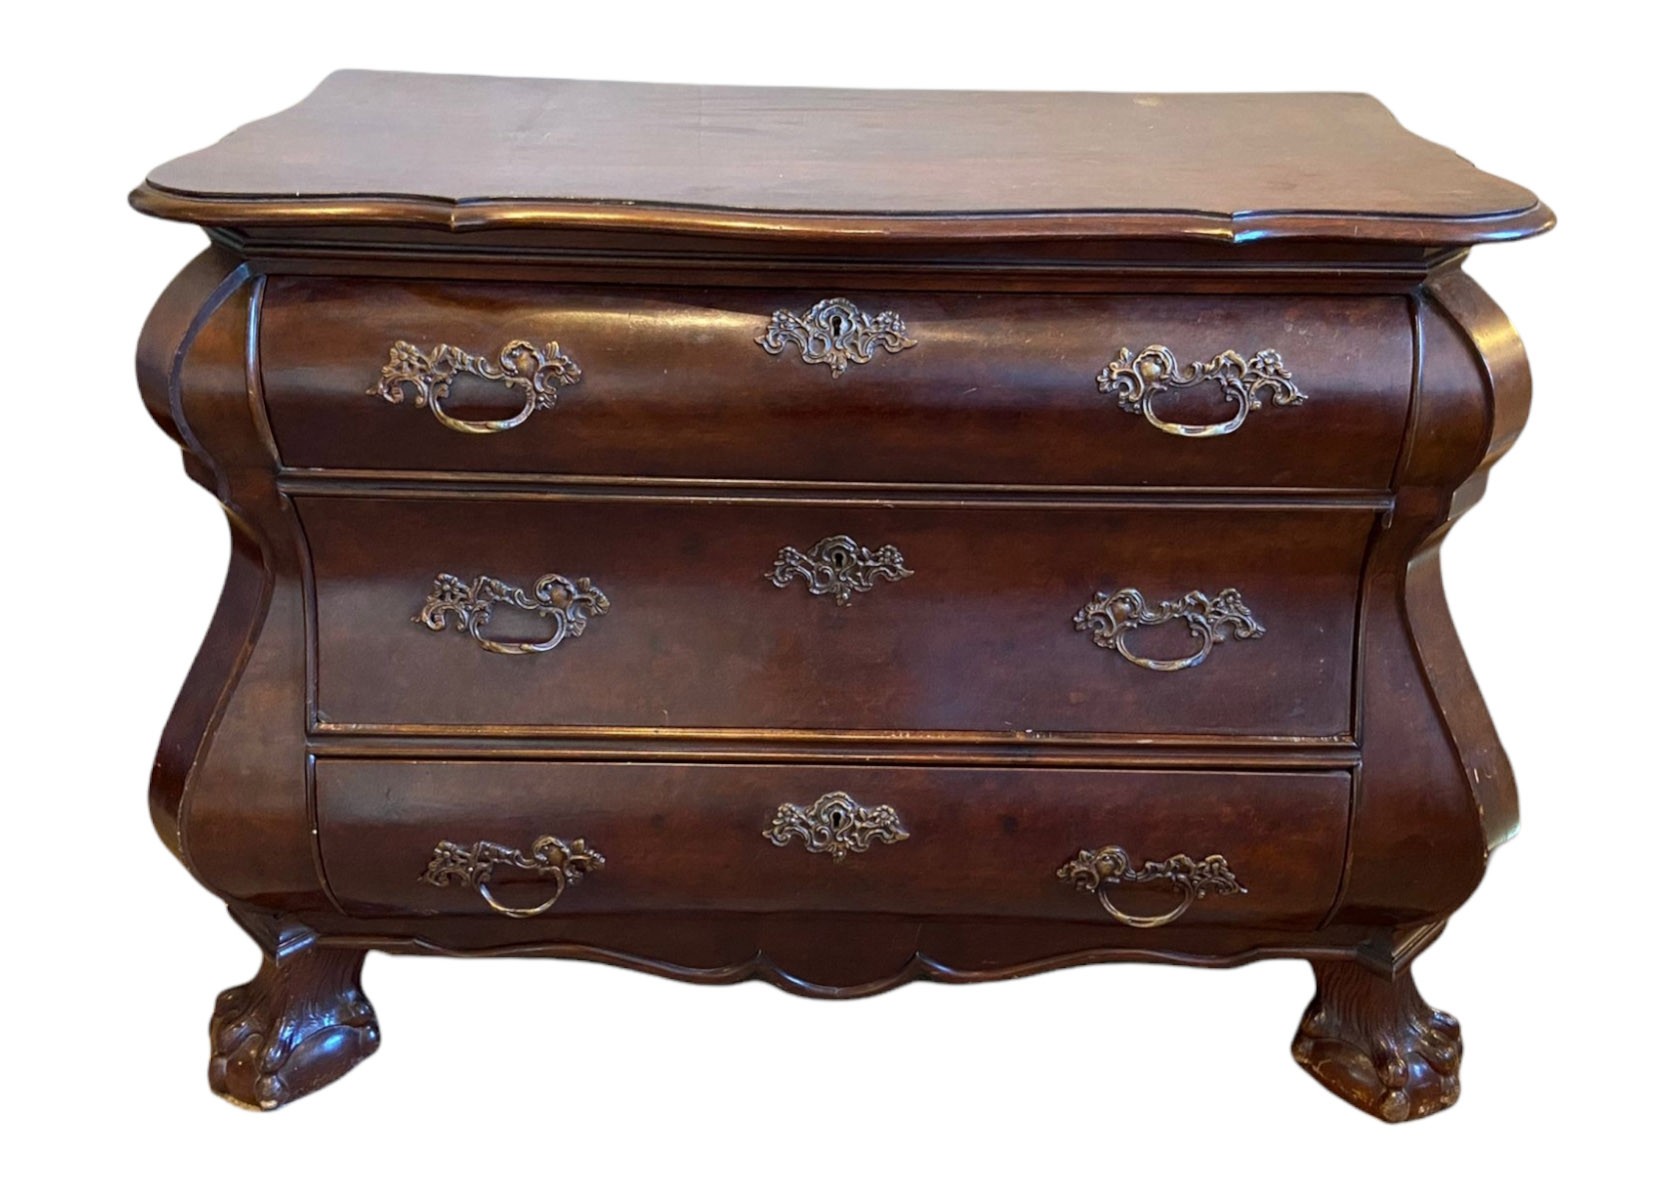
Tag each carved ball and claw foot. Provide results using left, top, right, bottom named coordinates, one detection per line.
left=209, top=937, right=380, bottom=1110
left=1292, top=959, right=1462, bottom=1123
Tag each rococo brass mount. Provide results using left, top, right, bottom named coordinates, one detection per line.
left=1058, top=846, right=1247, bottom=927
left=422, top=835, right=605, bottom=918
left=1074, top=587, right=1265, bottom=671
left=763, top=792, right=910, bottom=861
left=766, top=535, right=913, bottom=606
left=1097, top=345, right=1305, bottom=438
left=757, top=298, right=917, bottom=375
left=370, top=338, right=582, bottom=434
left=415, top=572, right=609, bottom=655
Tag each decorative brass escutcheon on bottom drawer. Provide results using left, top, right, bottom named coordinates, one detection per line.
left=315, top=761, right=1346, bottom=925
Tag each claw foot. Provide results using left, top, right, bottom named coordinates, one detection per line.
left=209, top=940, right=379, bottom=1110
left=1292, top=959, right=1461, bottom=1123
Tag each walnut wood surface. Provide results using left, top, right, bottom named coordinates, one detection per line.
left=134, top=72, right=1550, bottom=247
left=300, top=498, right=1368, bottom=737
left=1293, top=959, right=1462, bottom=1123
left=130, top=73, right=1550, bottom=1117
left=317, top=761, right=1348, bottom=923
left=210, top=916, right=378, bottom=1110
left=261, top=279, right=1412, bottom=488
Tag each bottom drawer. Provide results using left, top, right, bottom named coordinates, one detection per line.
left=316, top=761, right=1350, bottom=929
left=315, top=761, right=1348, bottom=925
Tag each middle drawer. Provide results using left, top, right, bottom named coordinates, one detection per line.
left=298, top=497, right=1370, bottom=739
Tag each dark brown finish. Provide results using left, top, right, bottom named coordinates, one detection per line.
left=316, top=761, right=1350, bottom=923
left=300, top=498, right=1370, bottom=737
left=210, top=915, right=379, bottom=1110
left=131, top=72, right=1550, bottom=1119
left=134, top=72, right=1550, bottom=248
left=1293, top=960, right=1461, bottom=1123
left=260, top=280, right=1413, bottom=489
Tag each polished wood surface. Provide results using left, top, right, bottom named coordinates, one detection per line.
left=132, top=74, right=1550, bottom=1119
left=318, top=762, right=1349, bottom=923
left=134, top=72, right=1550, bottom=247
left=261, top=279, right=1413, bottom=487
left=301, top=498, right=1369, bottom=736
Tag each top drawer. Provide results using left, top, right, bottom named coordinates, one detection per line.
left=258, top=279, right=1411, bottom=489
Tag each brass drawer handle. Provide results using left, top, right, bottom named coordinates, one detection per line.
left=763, top=791, right=909, bottom=862
left=1096, top=345, right=1305, bottom=437
left=415, top=572, right=609, bottom=655
left=1074, top=586, right=1263, bottom=672
left=1058, top=847, right=1246, bottom=928
left=422, top=835, right=604, bottom=918
left=370, top=338, right=582, bottom=434
left=757, top=298, right=917, bottom=376
left=767, top=535, right=913, bottom=606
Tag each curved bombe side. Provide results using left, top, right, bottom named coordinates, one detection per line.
left=1330, top=265, right=1529, bottom=928
left=135, top=249, right=327, bottom=914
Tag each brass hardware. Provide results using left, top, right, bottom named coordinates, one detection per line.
left=415, top=572, right=609, bottom=655
left=421, top=835, right=604, bottom=918
left=1057, top=846, right=1246, bottom=927
left=763, top=791, right=909, bottom=861
left=1096, top=345, right=1304, bottom=437
left=766, top=535, right=913, bottom=606
left=1074, top=587, right=1263, bottom=671
left=757, top=298, right=916, bottom=375
left=370, top=338, right=582, bottom=433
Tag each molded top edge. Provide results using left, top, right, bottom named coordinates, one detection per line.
left=134, top=70, right=1553, bottom=249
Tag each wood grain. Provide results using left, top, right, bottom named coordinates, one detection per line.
left=130, top=73, right=1551, bottom=1117
left=133, top=71, right=1551, bottom=247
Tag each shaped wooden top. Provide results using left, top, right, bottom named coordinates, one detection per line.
left=133, top=70, right=1551, bottom=249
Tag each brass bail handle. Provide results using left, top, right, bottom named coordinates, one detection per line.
left=369, top=338, right=583, bottom=434
left=1096, top=345, right=1306, bottom=438
left=1057, top=846, right=1247, bottom=928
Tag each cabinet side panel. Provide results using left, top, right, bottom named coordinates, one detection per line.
left=1335, top=269, right=1525, bottom=923
left=136, top=249, right=254, bottom=861
left=140, top=258, right=329, bottom=910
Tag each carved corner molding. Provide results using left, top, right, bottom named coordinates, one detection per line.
left=766, top=535, right=913, bottom=606
left=757, top=298, right=917, bottom=376
left=763, top=791, right=909, bottom=861
left=1096, top=345, right=1305, bottom=437
left=415, top=572, right=609, bottom=655
left=1074, top=586, right=1263, bottom=671
left=370, top=338, right=582, bottom=433
left=1057, top=846, right=1246, bottom=927
left=422, top=835, right=605, bottom=918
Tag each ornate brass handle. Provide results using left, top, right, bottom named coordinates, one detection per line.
left=767, top=535, right=913, bottom=606
left=1096, top=345, right=1305, bottom=437
left=1074, top=587, right=1263, bottom=672
left=369, top=338, right=582, bottom=434
left=421, top=835, right=604, bottom=918
left=757, top=298, right=917, bottom=376
left=1058, top=847, right=1246, bottom=927
left=415, top=572, right=609, bottom=655
left=763, top=792, right=909, bottom=861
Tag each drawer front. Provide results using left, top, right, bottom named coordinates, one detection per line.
left=261, top=279, right=1411, bottom=490
left=299, top=497, right=1367, bottom=738
left=316, top=761, right=1350, bottom=926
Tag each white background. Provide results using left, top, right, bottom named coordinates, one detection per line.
left=7, top=0, right=1667, bottom=1177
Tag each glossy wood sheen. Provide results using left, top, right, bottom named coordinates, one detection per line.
left=136, top=72, right=1550, bottom=248
left=300, top=498, right=1369, bottom=737
left=317, top=762, right=1350, bottom=924
left=132, top=74, right=1550, bottom=1120
left=262, top=280, right=1412, bottom=488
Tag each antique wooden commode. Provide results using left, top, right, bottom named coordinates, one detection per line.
left=132, top=72, right=1551, bottom=1119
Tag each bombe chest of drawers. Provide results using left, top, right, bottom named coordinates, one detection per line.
left=132, top=72, right=1551, bottom=1120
